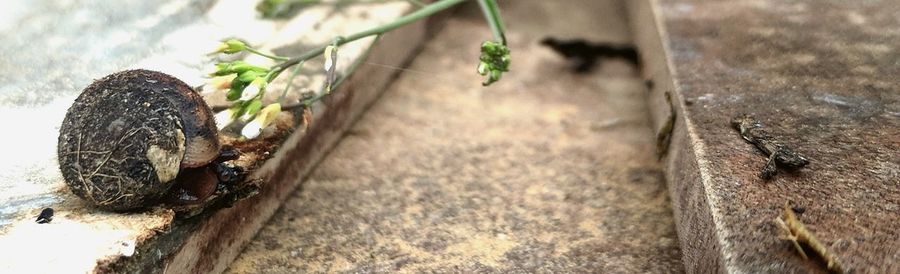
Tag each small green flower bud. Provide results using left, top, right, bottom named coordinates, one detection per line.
left=477, top=41, right=511, bottom=86
left=215, top=39, right=247, bottom=54
left=227, top=76, right=247, bottom=101
left=244, top=99, right=264, bottom=118
left=477, top=62, right=488, bottom=75
left=238, top=70, right=266, bottom=83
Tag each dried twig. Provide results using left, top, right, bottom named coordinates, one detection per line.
left=656, top=91, right=676, bottom=159
left=774, top=203, right=844, bottom=274
left=731, top=114, right=809, bottom=180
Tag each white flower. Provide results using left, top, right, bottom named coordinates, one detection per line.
left=239, top=78, right=266, bottom=101
left=214, top=108, right=238, bottom=130
left=202, top=74, right=236, bottom=95
left=241, top=118, right=264, bottom=139
left=323, top=45, right=337, bottom=71
left=241, top=103, right=281, bottom=139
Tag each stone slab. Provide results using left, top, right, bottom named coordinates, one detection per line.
left=628, top=0, right=900, bottom=273
left=0, top=0, right=428, bottom=273
left=227, top=0, right=683, bottom=273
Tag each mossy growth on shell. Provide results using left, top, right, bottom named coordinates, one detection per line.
left=57, top=70, right=219, bottom=211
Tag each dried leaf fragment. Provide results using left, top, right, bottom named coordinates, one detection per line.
left=774, top=203, right=844, bottom=273
left=732, top=114, right=809, bottom=180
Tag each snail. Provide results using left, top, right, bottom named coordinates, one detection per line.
left=57, top=69, right=244, bottom=211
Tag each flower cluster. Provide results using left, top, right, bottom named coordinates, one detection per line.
left=476, top=41, right=510, bottom=86
left=202, top=0, right=513, bottom=137
left=208, top=39, right=283, bottom=139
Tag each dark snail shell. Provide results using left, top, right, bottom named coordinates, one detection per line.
left=57, top=69, right=220, bottom=211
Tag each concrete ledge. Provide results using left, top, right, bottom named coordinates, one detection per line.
left=0, top=1, right=435, bottom=273
left=162, top=16, right=433, bottom=274
left=629, top=0, right=900, bottom=273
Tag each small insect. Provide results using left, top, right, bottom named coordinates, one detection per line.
left=774, top=203, right=844, bottom=273
left=35, top=208, right=54, bottom=224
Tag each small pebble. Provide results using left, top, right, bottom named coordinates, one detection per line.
left=36, top=208, right=54, bottom=224
left=791, top=205, right=806, bottom=215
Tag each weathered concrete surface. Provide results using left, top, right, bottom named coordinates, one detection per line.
left=228, top=1, right=683, bottom=273
left=0, top=0, right=426, bottom=273
left=163, top=6, right=432, bottom=274
left=629, top=0, right=900, bottom=273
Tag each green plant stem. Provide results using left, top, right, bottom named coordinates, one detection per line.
left=245, top=47, right=290, bottom=61
left=278, top=60, right=305, bottom=104
left=477, top=0, right=506, bottom=44
left=270, top=0, right=467, bottom=76
left=406, top=0, right=426, bottom=7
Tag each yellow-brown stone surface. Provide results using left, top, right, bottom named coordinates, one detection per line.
left=228, top=1, right=683, bottom=272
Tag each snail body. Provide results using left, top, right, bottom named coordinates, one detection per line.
left=57, top=69, right=235, bottom=211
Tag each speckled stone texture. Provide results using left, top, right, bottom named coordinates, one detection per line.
left=228, top=1, right=683, bottom=273
left=632, top=0, right=900, bottom=273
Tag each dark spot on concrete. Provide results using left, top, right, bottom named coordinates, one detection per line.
left=540, top=37, right=640, bottom=72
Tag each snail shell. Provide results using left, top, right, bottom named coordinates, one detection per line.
left=57, top=69, right=220, bottom=211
